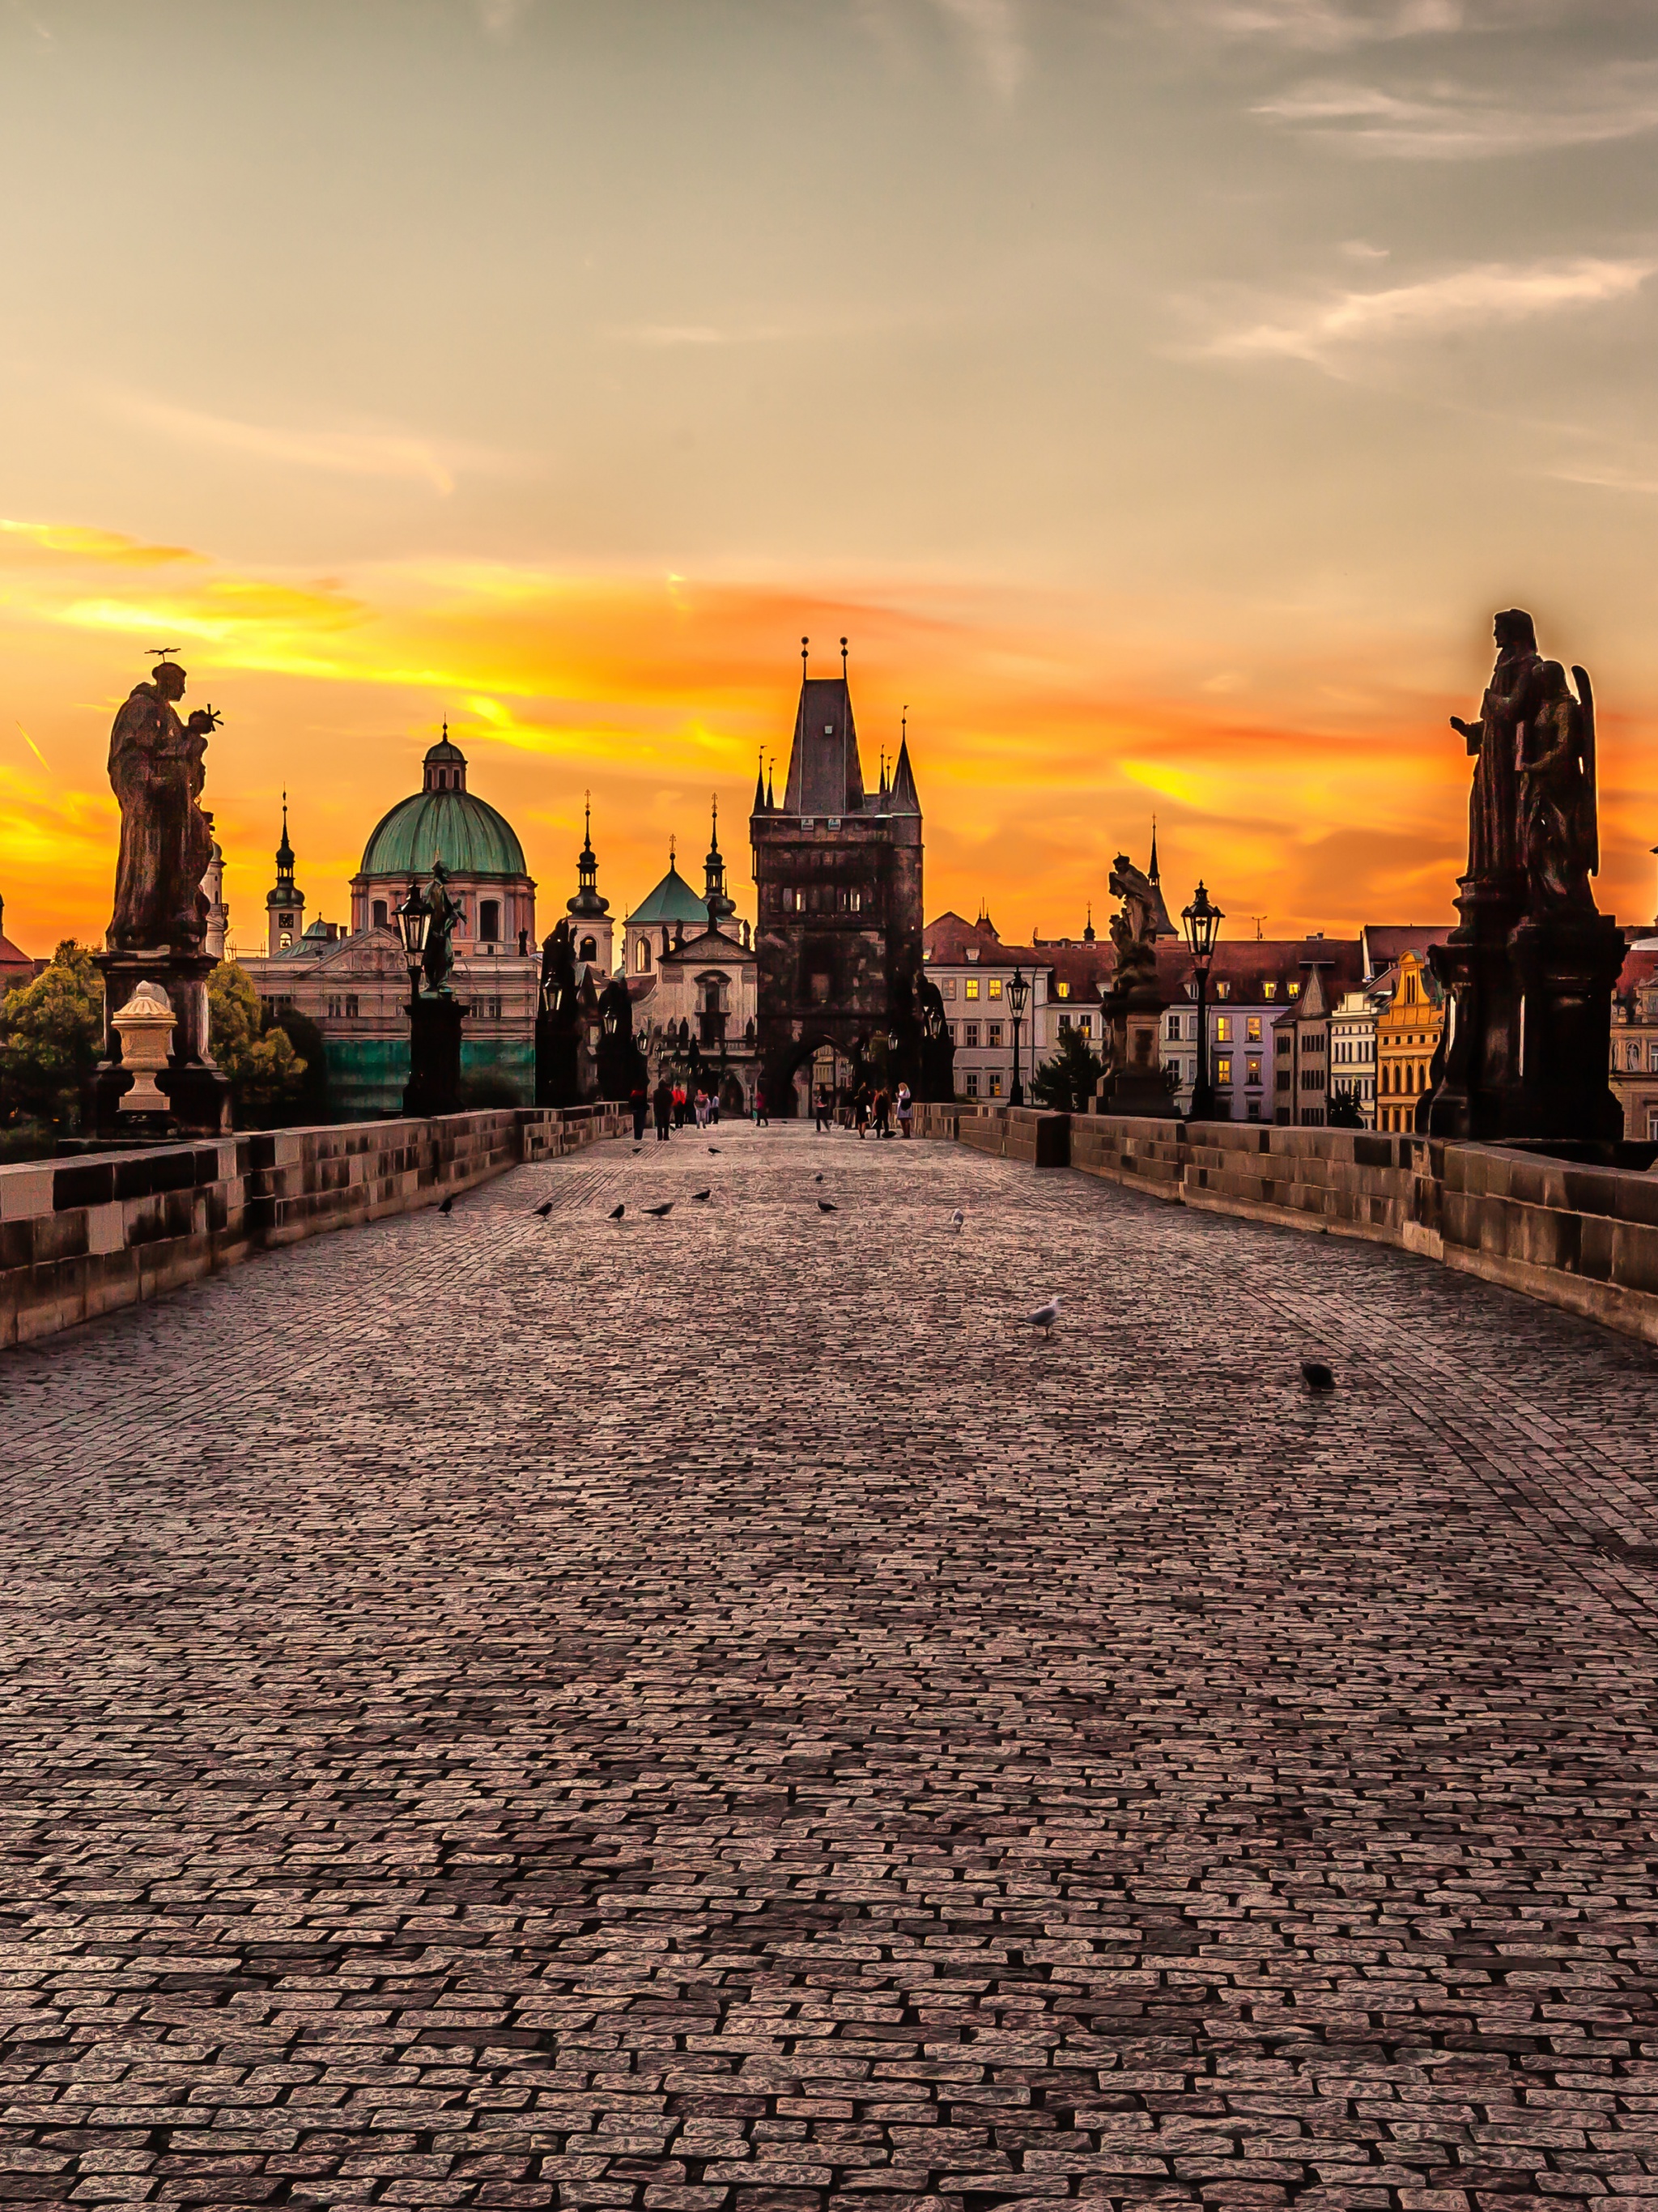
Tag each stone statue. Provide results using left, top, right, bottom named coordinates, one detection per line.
left=1519, top=661, right=1598, bottom=916
left=1107, top=853, right=1159, bottom=988
left=106, top=658, right=220, bottom=951
left=421, top=861, right=463, bottom=995
left=1449, top=608, right=1542, bottom=889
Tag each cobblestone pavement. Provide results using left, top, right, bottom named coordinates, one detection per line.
left=4, top=1123, right=1658, bottom=2212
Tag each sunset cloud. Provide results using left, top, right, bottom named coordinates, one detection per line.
left=1205, top=256, right=1656, bottom=366
left=101, top=392, right=508, bottom=496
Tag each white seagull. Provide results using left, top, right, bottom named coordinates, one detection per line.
left=1023, top=1296, right=1061, bottom=1338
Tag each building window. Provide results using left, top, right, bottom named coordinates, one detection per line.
left=1263, top=981, right=1277, bottom=1000
left=965, top=1023, right=980, bottom=1048
left=942, top=978, right=956, bottom=998
left=965, top=979, right=980, bottom=1000
left=636, top=941, right=652, bottom=972
left=988, top=1071, right=1003, bottom=1098
left=810, top=971, right=832, bottom=1003
left=1629, top=1043, right=1642, bottom=1070
left=988, top=978, right=1002, bottom=1000
left=1287, top=981, right=1301, bottom=999
left=988, top=1023, right=1003, bottom=1048
left=1648, top=1042, right=1658, bottom=1071
left=965, top=1070, right=980, bottom=1097
left=372, top=900, right=388, bottom=928
left=480, top=899, right=501, bottom=942
left=1057, top=981, right=1070, bottom=999
left=1246, top=1016, right=1261, bottom=1043
left=346, top=995, right=359, bottom=1018
left=1246, top=1057, right=1261, bottom=1086
left=579, top=935, right=597, bottom=961
left=1214, top=1015, right=1232, bottom=1044
left=1215, top=1057, right=1232, bottom=1086
left=1078, top=1016, right=1091, bottom=1037
left=278, top=932, right=292, bottom=950
left=1058, top=1014, right=1070, bottom=1032
left=326, top=996, right=342, bottom=1019
left=1166, top=1013, right=1182, bottom=1041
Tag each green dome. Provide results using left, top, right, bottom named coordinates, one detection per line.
left=360, top=789, right=527, bottom=880
left=626, top=859, right=711, bottom=929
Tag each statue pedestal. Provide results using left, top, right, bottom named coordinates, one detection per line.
left=1094, top=978, right=1177, bottom=1118
left=404, top=992, right=465, bottom=1118
left=89, top=951, right=232, bottom=1142
left=1425, top=887, right=1623, bottom=1143
left=1508, top=912, right=1624, bottom=1142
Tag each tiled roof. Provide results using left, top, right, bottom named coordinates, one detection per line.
left=1154, top=936, right=1363, bottom=1004
left=924, top=913, right=1039, bottom=968
left=1361, top=923, right=1451, bottom=976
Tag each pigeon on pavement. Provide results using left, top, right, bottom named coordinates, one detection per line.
left=708, top=1146, right=721, bottom=1153
left=438, top=1194, right=454, bottom=1215
left=532, top=1199, right=554, bottom=1218
left=692, top=1189, right=711, bottom=1202
left=817, top=1197, right=838, bottom=1213
left=1301, top=1359, right=1336, bottom=1393
left=608, top=1203, right=625, bottom=1221
left=814, top=1173, right=825, bottom=1182
left=644, top=1202, right=674, bottom=1219
left=1023, top=1296, right=1061, bottom=1338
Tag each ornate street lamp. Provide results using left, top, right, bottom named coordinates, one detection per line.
left=1180, top=881, right=1224, bottom=1123
left=1006, top=965, right=1031, bottom=1107
left=395, top=878, right=431, bottom=988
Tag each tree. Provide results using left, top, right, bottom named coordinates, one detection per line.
left=1328, top=1083, right=1366, bottom=1129
left=1030, top=1026, right=1103, bottom=1113
left=269, top=1005, right=331, bottom=1124
left=0, top=940, right=104, bottom=1131
left=208, top=961, right=307, bottom=1126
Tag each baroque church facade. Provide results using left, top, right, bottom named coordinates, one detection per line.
left=750, top=658, right=924, bottom=1113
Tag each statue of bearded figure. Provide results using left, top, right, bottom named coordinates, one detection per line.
left=106, top=660, right=219, bottom=952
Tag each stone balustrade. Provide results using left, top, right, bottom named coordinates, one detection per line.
left=914, top=1101, right=1658, bottom=1347
left=0, top=1104, right=626, bottom=1348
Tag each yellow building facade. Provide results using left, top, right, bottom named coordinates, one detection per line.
left=1375, top=951, right=1444, bottom=1134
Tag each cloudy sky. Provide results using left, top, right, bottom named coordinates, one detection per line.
left=2, top=0, right=1656, bottom=950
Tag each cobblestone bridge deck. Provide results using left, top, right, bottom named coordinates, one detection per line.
left=4, top=1124, right=1658, bottom=2211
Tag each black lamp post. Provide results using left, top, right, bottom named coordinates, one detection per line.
left=396, top=878, right=431, bottom=1000
left=1006, top=965, right=1030, bottom=1107
left=1180, top=881, right=1224, bottom=1123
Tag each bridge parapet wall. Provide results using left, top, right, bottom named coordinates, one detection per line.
left=917, top=1104, right=1658, bottom=1347
left=0, top=1104, right=625, bottom=1349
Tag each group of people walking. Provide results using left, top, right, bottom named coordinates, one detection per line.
left=815, top=1080, right=912, bottom=1138
left=631, top=1080, right=728, bottom=1142
left=627, top=1074, right=912, bottom=1141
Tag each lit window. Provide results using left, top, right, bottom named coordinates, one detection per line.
left=1263, top=981, right=1277, bottom=1001
left=278, top=932, right=291, bottom=950
left=1216, top=1057, right=1232, bottom=1086
left=1215, top=981, right=1230, bottom=999
left=1078, top=1016, right=1091, bottom=1037
left=965, top=979, right=980, bottom=1000
left=988, top=1071, right=1003, bottom=1098
left=1246, top=1057, right=1261, bottom=1086
left=1246, top=1016, right=1261, bottom=1043
left=988, top=978, right=1002, bottom=999
left=1057, top=981, right=1070, bottom=999
left=1288, top=981, right=1301, bottom=999
left=1214, top=1016, right=1232, bottom=1044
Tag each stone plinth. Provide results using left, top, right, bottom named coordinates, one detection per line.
left=404, top=992, right=465, bottom=1118
left=90, top=951, right=232, bottom=1141
left=1094, top=976, right=1177, bottom=1118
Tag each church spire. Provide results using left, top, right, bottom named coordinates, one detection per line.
left=1149, top=815, right=1161, bottom=884
left=705, top=793, right=735, bottom=923
left=753, top=747, right=767, bottom=815
left=275, top=792, right=295, bottom=884
left=568, top=790, right=610, bottom=920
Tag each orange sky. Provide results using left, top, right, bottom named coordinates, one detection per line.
left=3, top=3, right=1657, bottom=956
left=3, top=519, right=1656, bottom=958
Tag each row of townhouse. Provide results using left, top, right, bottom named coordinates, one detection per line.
left=921, top=912, right=1456, bottom=1129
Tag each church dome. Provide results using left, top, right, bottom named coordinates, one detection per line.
left=359, top=735, right=527, bottom=880
left=626, top=857, right=712, bottom=929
